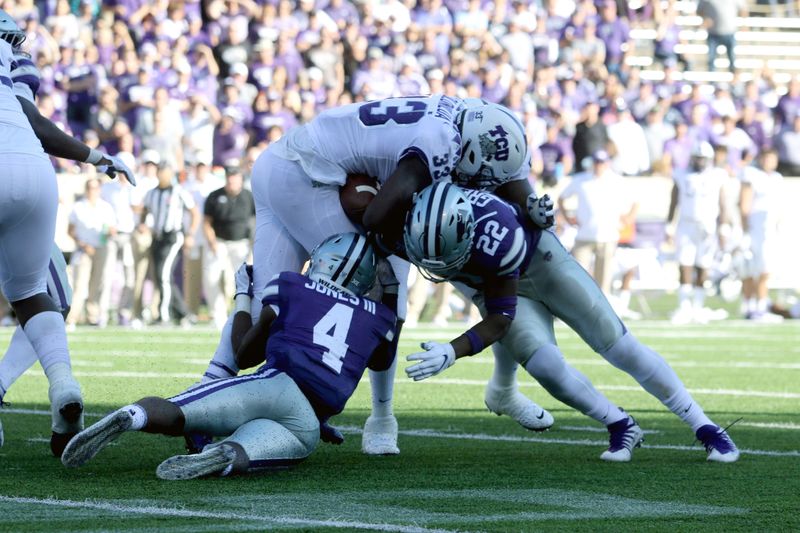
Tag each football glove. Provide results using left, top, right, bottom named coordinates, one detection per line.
left=527, top=193, right=555, bottom=229
left=405, top=341, right=456, bottom=381
left=97, top=154, right=136, bottom=186
left=234, top=263, right=254, bottom=298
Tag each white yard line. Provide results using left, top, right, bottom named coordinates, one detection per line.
left=0, top=496, right=455, bottom=533
left=335, top=426, right=800, bottom=458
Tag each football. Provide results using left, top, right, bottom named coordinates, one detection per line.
left=340, top=172, right=380, bottom=225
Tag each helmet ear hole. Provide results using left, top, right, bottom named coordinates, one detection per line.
left=403, top=183, right=475, bottom=280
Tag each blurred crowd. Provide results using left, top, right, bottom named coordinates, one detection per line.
left=0, top=0, right=798, bottom=327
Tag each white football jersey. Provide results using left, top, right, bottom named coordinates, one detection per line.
left=673, top=167, right=727, bottom=231
left=741, top=166, right=783, bottom=222
left=275, top=95, right=464, bottom=186
left=0, top=40, right=44, bottom=157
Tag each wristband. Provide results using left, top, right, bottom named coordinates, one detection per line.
left=465, top=329, right=485, bottom=355
left=234, top=294, right=252, bottom=314
left=85, top=148, right=104, bottom=165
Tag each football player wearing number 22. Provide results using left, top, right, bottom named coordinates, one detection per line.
left=198, top=95, right=556, bottom=455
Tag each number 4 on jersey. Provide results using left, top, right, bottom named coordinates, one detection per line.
left=313, top=303, right=354, bottom=373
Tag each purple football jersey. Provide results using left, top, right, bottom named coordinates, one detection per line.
left=261, top=272, right=396, bottom=418
left=453, top=190, right=541, bottom=290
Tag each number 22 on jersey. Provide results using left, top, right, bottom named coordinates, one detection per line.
left=313, top=303, right=354, bottom=374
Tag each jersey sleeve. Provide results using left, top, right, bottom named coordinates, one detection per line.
left=10, top=52, right=40, bottom=102
left=471, top=196, right=529, bottom=278
left=260, top=273, right=285, bottom=314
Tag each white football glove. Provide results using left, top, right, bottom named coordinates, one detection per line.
left=234, top=263, right=254, bottom=298
left=526, top=193, right=555, bottom=229
left=405, top=341, right=456, bottom=381
left=97, top=154, right=137, bottom=186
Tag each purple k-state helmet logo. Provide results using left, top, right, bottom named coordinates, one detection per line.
left=478, top=124, right=510, bottom=161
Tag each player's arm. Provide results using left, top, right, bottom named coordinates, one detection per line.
left=363, top=155, right=432, bottom=247
left=16, top=95, right=103, bottom=162
left=739, top=182, right=753, bottom=233
left=235, top=304, right=277, bottom=370
left=405, top=276, right=517, bottom=381
left=16, top=96, right=136, bottom=184
left=495, top=178, right=555, bottom=229
left=666, top=181, right=679, bottom=225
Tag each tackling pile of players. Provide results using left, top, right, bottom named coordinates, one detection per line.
left=0, top=10, right=739, bottom=480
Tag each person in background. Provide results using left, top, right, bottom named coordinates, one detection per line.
left=67, top=177, right=117, bottom=328
left=202, top=165, right=255, bottom=330
left=557, top=150, right=637, bottom=297
left=182, top=153, right=224, bottom=322
left=100, top=152, right=137, bottom=326
left=696, top=0, right=748, bottom=72
left=139, top=161, right=200, bottom=326
left=740, top=148, right=785, bottom=322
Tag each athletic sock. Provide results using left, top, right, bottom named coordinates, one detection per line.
left=369, top=357, right=397, bottom=418
left=692, top=286, right=705, bottom=310
left=0, top=326, right=39, bottom=396
left=489, top=345, right=518, bottom=390
left=23, top=311, right=71, bottom=381
left=678, top=284, right=692, bottom=310
left=122, top=404, right=147, bottom=430
left=201, top=315, right=239, bottom=382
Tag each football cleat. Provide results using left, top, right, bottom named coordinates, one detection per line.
left=48, top=377, right=84, bottom=435
left=696, top=424, right=740, bottom=463
left=156, top=444, right=237, bottom=480
left=600, top=414, right=644, bottom=462
left=361, top=414, right=400, bottom=455
left=61, top=408, right=132, bottom=468
left=484, top=386, right=554, bottom=432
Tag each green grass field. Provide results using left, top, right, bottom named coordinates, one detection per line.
left=0, top=320, right=798, bottom=532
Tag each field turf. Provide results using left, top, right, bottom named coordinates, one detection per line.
left=0, top=320, right=798, bottom=532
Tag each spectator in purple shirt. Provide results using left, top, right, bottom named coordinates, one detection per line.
left=213, top=109, right=250, bottom=167
left=738, top=102, right=768, bottom=150
left=775, top=77, right=800, bottom=129
left=663, top=121, right=693, bottom=174
left=325, top=0, right=360, bottom=30
left=539, top=121, right=574, bottom=186
left=596, top=0, right=630, bottom=77
left=351, top=47, right=398, bottom=100
left=654, top=2, right=688, bottom=69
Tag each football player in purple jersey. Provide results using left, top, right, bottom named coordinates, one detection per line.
left=402, top=183, right=739, bottom=463
left=61, top=233, right=399, bottom=479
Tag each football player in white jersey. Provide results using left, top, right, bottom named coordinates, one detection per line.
left=200, top=96, right=556, bottom=455
left=740, top=148, right=785, bottom=321
left=0, top=11, right=134, bottom=455
left=667, top=142, right=727, bottom=324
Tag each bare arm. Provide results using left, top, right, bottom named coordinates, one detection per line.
left=202, top=215, right=217, bottom=254
left=449, top=276, right=516, bottom=359
left=363, top=155, right=432, bottom=246
left=494, top=178, right=534, bottom=217
left=739, top=182, right=753, bottom=232
left=235, top=305, right=277, bottom=370
left=17, top=96, right=106, bottom=164
left=666, top=182, right=679, bottom=224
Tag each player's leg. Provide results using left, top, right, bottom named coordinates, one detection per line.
left=0, top=327, right=40, bottom=402
left=362, top=255, right=408, bottom=455
left=0, top=157, right=83, bottom=453
left=536, top=232, right=738, bottom=461
left=673, top=222, right=698, bottom=323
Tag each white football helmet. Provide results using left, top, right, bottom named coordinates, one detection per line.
left=404, top=182, right=474, bottom=281
left=307, top=232, right=377, bottom=297
left=690, top=141, right=714, bottom=172
left=0, top=10, right=26, bottom=50
left=455, top=102, right=528, bottom=188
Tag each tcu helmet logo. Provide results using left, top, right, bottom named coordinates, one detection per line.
left=478, top=124, right=510, bottom=162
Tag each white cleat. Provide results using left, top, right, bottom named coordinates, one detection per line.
left=361, top=414, right=400, bottom=455
left=49, top=377, right=84, bottom=435
left=696, top=424, right=740, bottom=463
left=61, top=408, right=132, bottom=468
left=600, top=415, right=644, bottom=462
left=485, top=386, right=554, bottom=432
left=157, top=444, right=237, bottom=480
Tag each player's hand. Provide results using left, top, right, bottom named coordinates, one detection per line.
left=234, top=262, right=254, bottom=298
left=319, top=420, right=345, bottom=445
left=527, top=193, right=555, bottom=229
left=405, top=341, right=456, bottom=381
left=97, top=154, right=137, bottom=186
